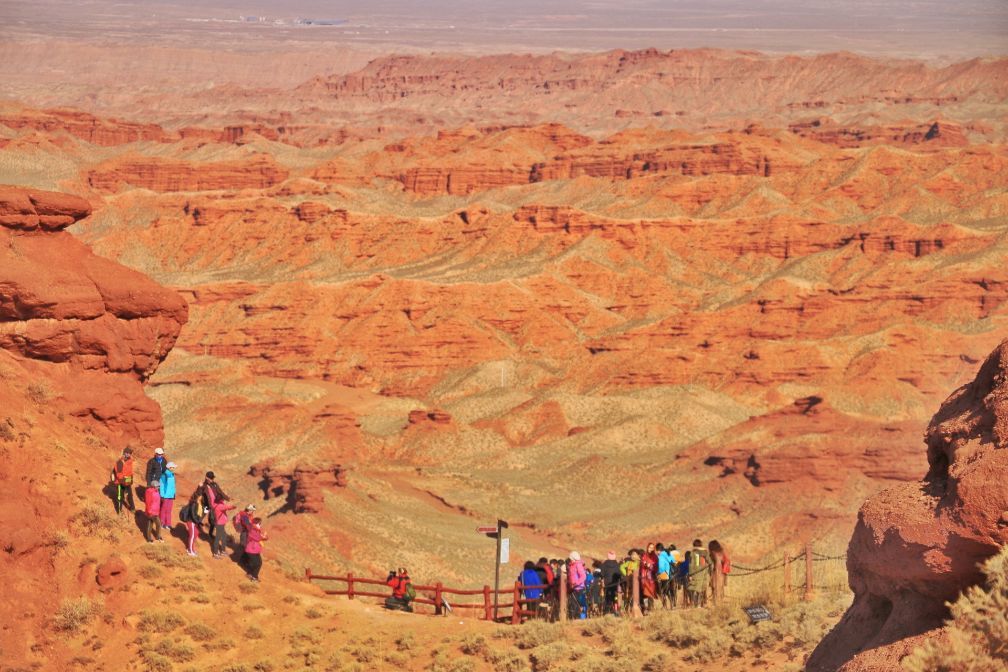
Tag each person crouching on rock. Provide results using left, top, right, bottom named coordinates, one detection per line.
left=144, top=480, right=163, bottom=543
left=385, top=568, right=414, bottom=612
left=244, top=518, right=267, bottom=582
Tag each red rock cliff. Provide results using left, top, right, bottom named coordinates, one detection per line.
left=808, top=339, right=1008, bottom=671
left=0, top=185, right=188, bottom=447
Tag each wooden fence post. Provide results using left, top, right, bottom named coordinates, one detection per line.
left=305, top=568, right=312, bottom=581
left=347, top=572, right=355, bottom=600
left=631, top=568, right=643, bottom=618
left=804, top=543, right=814, bottom=602
left=783, top=552, right=792, bottom=596
left=434, top=582, right=443, bottom=616
left=559, top=570, right=568, bottom=622
left=711, top=551, right=724, bottom=605
left=512, top=581, right=522, bottom=625
left=483, top=585, right=492, bottom=621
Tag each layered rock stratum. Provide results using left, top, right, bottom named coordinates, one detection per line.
left=0, top=47, right=1005, bottom=590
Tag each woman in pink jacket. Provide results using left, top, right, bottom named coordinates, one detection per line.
left=210, top=496, right=236, bottom=559
left=244, top=518, right=267, bottom=582
left=144, top=480, right=163, bottom=543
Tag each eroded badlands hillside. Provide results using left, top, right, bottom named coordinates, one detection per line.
left=1, top=49, right=1006, bottom=584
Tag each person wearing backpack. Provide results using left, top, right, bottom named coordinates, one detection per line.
left=158, top=462, right=177, bottom=530
left=210, top=496, right=236, bottom=559
left=178, top=489, right=203, bottom=557
left=385, top=568, right=413, bottom=612
left=244, top=518, right=268, bottom=582
left=568, top=551, right=588, bottom=619
left=143, top=480, right=163, bottom=543
left=109, top=447, right=135, bottom=514
left=687, top=539, right=712, bottom=607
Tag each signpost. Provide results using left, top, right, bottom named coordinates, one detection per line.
left=478, top=519, right=509, bottom=621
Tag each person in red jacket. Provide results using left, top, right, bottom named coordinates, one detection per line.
left=109, top=447, right=135, bottom=514
left=385, top=568, right=414, bottom=612
left=243, top=518, right=267, bottom=582
left=144, top=479, right=163, bottom=543
left=210, top=496, right=236, bottom=559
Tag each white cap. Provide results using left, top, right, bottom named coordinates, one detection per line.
left=166, top=462, right=177, bottom=469
left=569, top=551, right=581, bottom=561
left=154, top=448, right=165, bottom=455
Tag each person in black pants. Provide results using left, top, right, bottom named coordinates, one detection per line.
left=599, top=551, right=622, bottom=614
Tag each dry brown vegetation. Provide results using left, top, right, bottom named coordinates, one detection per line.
left=903, top=545, right=1008, bottom=672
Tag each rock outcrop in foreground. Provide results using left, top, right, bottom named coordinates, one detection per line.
left=0, top=185, right=187, bottom=448
left=809, top=339, right=1008, bottom=671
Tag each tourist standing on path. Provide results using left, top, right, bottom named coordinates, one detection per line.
left=640, top=542, right=659, bottom=613
left=568, top=551, right=588, bottom=619
left=180, top=489, right=204, bottom=557
left=211, top=495, right=235, bottom=558
left=600, top=551, right=622, bottom=615
left=687, top=539, right=712, bottom=607
left=110, top=447, right=135, bottom=514
left=656, top=543, right=673, bottom=608
left=233, top=505, right=255, bottom=561
left=244, top=518, right=267, bottom=582
left=519, top=561, right=544, bottom=602
left=144, top=480, right=163, bottom=543
left=158, top=462, right=177, bottom=529
left=145, top=448, right=167, bottom=491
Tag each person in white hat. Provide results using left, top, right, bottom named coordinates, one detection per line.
left=235, top=504, right=256, bottom=562
left=145, top=447, right=167, bottom=490
left=158, top=461, right=178, bottom=530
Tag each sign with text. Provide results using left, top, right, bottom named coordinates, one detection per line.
left=499, top=538, right=509, bottom=564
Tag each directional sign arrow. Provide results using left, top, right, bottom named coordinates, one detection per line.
left=476, top=526, right=498, bottom=534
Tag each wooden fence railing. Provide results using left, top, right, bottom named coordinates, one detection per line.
left=305, top=569, right=553, bottom=623
left=306, top=543, right=848, bottom=624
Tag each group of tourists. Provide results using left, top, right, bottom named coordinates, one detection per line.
left=109, top=446, right=269, bottom=582
left=518, top=540, right=730, bottom=620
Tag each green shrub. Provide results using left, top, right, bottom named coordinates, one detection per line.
left=53, top=597, right=103, bottom=634
left=154, top=639, right=195, bottom=662
left=138, top=611, right=184, bottom=634
left=512, top=621, right=563, bottom=650
left=71, top=505, right=120, bottom=541
left=183, top=623, right=215, bottom=642
left=459, top=634, right=487, bottom=656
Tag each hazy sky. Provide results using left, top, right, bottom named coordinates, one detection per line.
left=4, top=0, right=1006, bottom=57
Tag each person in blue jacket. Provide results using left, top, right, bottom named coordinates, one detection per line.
left=158, top=461, right=177, bottom=529
left=519, top=561, right=544, bottom=602
left=656, top=543, right=673, bottom=608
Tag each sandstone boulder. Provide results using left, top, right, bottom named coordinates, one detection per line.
left=808, top=339, right=1008, bottom=671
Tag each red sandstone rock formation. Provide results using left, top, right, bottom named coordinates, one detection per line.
left=0, top=185, right=187, bottom=446
left=88, top=154, right=288, bottom=192
left=249, top=460, right=348, bottom=514
left=808, top=339, right=1008, bottom=671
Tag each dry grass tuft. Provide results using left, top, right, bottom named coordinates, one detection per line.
left=53, top=597, right=103, bottom=634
